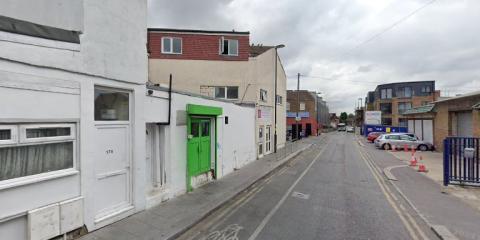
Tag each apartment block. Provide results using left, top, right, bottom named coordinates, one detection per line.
left=365, top=81, right=440, bottom=127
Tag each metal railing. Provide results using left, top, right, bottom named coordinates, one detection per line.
left=444, top=137, right=480, bottom=186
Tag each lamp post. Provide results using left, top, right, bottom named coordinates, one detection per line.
left=273, top=44, right=285, bottom=153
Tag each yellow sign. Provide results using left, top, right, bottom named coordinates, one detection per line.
left=386, top=127, right=391, bottom=133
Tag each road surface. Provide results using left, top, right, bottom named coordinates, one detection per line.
left=177, top=132, right=439, bottom=240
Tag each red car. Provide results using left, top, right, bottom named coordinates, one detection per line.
left=367, top=132, right=383, bottom=142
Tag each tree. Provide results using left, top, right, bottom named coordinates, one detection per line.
left=340, top=112, right=348, bottom=123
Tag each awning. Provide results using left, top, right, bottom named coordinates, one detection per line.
left=402, top=104, right=435, bottom=115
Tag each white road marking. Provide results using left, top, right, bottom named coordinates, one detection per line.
left=291, top=191, right=310, bottom=200
left=247, top=142, right=329, bottom=240
left=202, top=224, right=243, bottom=240
left=383, top=165, right=408, bottom=181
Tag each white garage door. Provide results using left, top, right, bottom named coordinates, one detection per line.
left=422, top=120, right=433, bottom=143
left=457, top=112, right=473, bottom=137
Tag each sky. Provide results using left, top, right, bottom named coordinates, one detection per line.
left=148, top=0, right=480, bottom=114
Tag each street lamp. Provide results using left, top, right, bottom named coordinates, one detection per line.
left=274, top=44, right=285, bottom=153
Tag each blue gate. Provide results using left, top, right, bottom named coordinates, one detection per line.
left=444, top=137, right=480, bottom=186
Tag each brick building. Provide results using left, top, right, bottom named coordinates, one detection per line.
left=147, top=28, right=287, bottom=158
left=365, top=81, right=440, bottom=127
left=404, top=91, right=480, bottom=151
left=286, top=90, right=319, bottom=138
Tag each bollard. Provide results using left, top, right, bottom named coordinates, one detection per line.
left=418, top=164, right=428, bottom=172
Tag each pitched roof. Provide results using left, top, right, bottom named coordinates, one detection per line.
left=402, top=104, right=435, bottom=115
left=434, top=90, right=480, bottom=103
left=473, top=102, right=480, bottom=109
left=249, top=45, right=274, bottom=57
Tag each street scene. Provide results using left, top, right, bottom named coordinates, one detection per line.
left=1, top=0, right=480, bottom=240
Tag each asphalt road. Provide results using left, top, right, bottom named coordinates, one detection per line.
left=177, top=132, right=439, bottom=240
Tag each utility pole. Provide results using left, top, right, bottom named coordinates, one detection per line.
left=296, top=73, right=300, bottom=140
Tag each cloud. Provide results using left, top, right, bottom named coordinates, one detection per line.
left=148, top=0, right=480, bottom=114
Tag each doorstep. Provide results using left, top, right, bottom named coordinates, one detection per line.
left=78, top=138, right=314, bottom=240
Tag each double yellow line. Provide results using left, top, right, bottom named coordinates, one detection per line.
left=356, top=143, right=429, bottom=240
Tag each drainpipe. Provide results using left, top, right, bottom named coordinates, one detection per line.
left=157, top=74, right=173, bottom=126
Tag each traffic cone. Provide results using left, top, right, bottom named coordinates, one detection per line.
left=418, top=164, right=428, bottom=172
left=404, top=144, right=408, bottom=152
left=410, top=156, right=417, bottom=166
left=411, top=145, right=416, bottom=155
left=391, top=145, right=397, bottom=152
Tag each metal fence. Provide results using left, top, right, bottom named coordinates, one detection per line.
left=444, top=137, right=480, bottom=186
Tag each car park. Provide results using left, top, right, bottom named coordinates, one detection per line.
left=374, top=133, right=433, bottom=151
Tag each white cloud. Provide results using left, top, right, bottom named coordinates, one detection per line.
left=148, top=0, right=480, bottom=114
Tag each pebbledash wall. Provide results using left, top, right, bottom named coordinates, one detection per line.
left=144, top=87, right=256, bottom=207
left=0, top=0, right=148, bottom=239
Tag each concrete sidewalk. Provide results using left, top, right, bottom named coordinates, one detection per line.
left=390, top=150, right=480, bottom=212
left=79, top=137, right=316, bottom=240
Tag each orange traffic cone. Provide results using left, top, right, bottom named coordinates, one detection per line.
left=418, top=164, right=428, bottom=172
left=391, top=145, right=397, bottom=152
left=404, top=144, right=408, bottom=152
left=411, top=145, right=416, bottom=155
left=410, top=156, right=417, bottom=166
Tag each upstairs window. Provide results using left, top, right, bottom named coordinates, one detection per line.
left=162, top=37, right=182, bottom=54
left=300, top=102, right=306, bottom=111
left=421, top=86, right=431, bottom=93
left=398, top=102, right=412, bottom=114
left=286, top=102, right=290, bottom=111
left=260, top=89, right=268, bottom=102
left=380, top=88, right=392, bottom=99
left=276, top=95, right=283, bottom=105
left=380, top=103, right=392, bottom=114
left=220, top=38, right=239, bottom=56
left=215, top=86, right=238, bottom=100
left=397, top=87, right=412, bottom=98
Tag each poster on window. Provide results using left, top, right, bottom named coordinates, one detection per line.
left=364, top=111, right=382, bottom=125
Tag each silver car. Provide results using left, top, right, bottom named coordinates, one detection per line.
left=374, top=133, right=433, bottom=151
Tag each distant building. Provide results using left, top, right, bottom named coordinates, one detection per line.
left=316, top=95, right=330, bottom=131
left=147, top=28, right=287, bottom=158
left=330, top=113, right=340, bottom=128
left=365, top=81, right=440, bottom=127
left=403, top=91, right=480, bottom=151
left=286, top=90, right=319, bottom=138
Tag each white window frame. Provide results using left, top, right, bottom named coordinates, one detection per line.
left=215, top=86, right=239, bottom=100
left=300, top=102, right=306, bottom=111
left=276, top=95, right=283, bottom=105
left=219, top=37, right=239, bottom=56
left=0, top=123, right=78, bottom=190
left=161, top=37, right=182, bottom=54
left=20, top=123, right=76, bottom=143
left=286, top=102, right=291, bottom=111
left=0, top=125, right=18, bottom=145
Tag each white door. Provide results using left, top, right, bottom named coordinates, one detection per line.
left=414, top=120, right=423, bottom=140
left=457, top=112, right=473, bottom=137
left=93, top=124, right=132, bottom=222
left=93, top=87, right=133, bottom=223
left=423, top=120, right=433, bottom=143
left=265, top=125, right=272, bottom=154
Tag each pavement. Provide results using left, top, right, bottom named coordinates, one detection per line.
left=78, top=137, right=313, bottom=240
left=390, top=150, right=480, bottom=217
left=360, top=137, right=480, bottom=240
left=176, top=132, right=437, bottom=240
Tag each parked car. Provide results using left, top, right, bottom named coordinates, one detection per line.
left=374, top=133, right=433, bottom=151
left=346, top=126, right=354, bottom=132
left=367, top=132, right=383, bottom=142
left=337, top=123, right=346, bottom=131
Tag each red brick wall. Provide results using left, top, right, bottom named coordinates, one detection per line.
left=148, top=31, right=250, bottom=61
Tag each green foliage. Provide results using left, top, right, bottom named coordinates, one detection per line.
left=340, top=112, right=348, bottom=123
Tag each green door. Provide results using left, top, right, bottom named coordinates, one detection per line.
left=188, top=118, right=211, bottom=176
